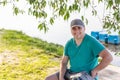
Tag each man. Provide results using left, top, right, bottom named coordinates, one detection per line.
left=45, top=19, right=113, bottom=80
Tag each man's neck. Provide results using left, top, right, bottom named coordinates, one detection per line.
left=75, top=34, right=85, bottom=46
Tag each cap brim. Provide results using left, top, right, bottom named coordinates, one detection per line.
left=71, top=25, right=84, bottom=28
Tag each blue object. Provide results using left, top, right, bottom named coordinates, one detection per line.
left=91, top=31, right=99, bottom=39
left=99, top=33, right=108, bottom=42
left=108, top=35, right=120, bottom=45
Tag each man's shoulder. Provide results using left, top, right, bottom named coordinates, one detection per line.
left=86, top=34, right=98, bottom=42
left=65, top=38, right=74, bottom=46
left=67, top=38, right=74, bottom=43
left=85, top=34, right=100, bottom=47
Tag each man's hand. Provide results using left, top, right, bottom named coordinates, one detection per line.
left=59, top=77, right=65, bottom=80
left=91, top=70, right=98, bottom=78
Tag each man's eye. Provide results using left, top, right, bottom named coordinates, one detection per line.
left=78, top=27, right=80, bottom=29
left=72, top=27, right=76, bottom=30
left=72, top=27, right=81, bottom=30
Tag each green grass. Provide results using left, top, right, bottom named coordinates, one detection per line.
left=0, top=29, right=63, bottom=80
left=116, top=52, right=120, bottom=56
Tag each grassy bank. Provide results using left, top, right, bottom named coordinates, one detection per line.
left=0, top=29, right=63, bottom=80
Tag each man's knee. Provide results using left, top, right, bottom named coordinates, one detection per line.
left=45, top=76, right=49, bottom=80
left=45, top=72, right=59, bottom=80
left=45, top=76, right=58, bottom=80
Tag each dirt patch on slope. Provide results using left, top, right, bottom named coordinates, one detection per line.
left=0, top=50, right=19, bottom=64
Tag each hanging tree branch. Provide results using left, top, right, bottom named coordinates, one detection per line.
left=0, top=0, right=120, bottom=34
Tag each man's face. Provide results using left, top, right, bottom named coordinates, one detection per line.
left=71, top=26, right=85, bottom=39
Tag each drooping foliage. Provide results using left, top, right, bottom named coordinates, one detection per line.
left=0, top=0, right=120, bottom=34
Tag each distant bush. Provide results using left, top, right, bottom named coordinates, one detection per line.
left=1, top=29, right=63, bottom=56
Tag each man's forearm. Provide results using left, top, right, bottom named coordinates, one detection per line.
left=93, top=56, right=112, bottom=72
left=91, top=53, right=113, bottom=78
left=59, top=63, right=67, bottom=80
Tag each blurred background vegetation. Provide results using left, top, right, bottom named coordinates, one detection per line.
left=0, top=29, right=63, bottom=80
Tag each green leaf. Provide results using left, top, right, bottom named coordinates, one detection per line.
left=38, top=12, right=43, bottom=18
left=38, top=22, right=48, bottom=33
left=60, top=0, right=64, bottom=4
left=119, top=31, right=120, bottom=35
left=75, top=0, right=79, bottom=3
left=72, top=4, right=78, bottom=10
left=37, top=11, right=47, bottom=18
left=50, top=18, right=54, bottom=25
left=98, top=0, right=103, bottom=3
left=2, top=1, right=7, bottom=6
left=83, top=0, right=90, bottom=8
left=41, top=0, right=46, bottom=8
left=115, top=0, right=120, bottom=4
left=64, top=11, right=70, bottom=20
left=81, top=16, right=84, bottom=21
left=51, top=2, right=55, bottom=9
left=107, top=30, right=111, bottom=34
left=59, top=6, right=65, bottom=16
left=94, top=10, right=97, bottom=16
left=106, top=0, right=113, bottom=9
left=35, top=11, right=39, bottom=18
left=85, top=18, right=88, bottom=25
left=29, top=0, right=35, bottom=4
left=43, top=11, right=47, bottom=18
left=38, top=23, right=43, bottom=30
left=78, top=6, right=81, bottom=12
left=117, top=26, right=120, bottom=29
left=116, top=14, right=120, bottom=21
left=13, top=7, right=19, bottom=15
left=30, top=0, right=36, bottom=4
left=83, top=0, right=85, bottom=7
left=69, top=6, right=72, bottom=12
left=43, top=25, right=49, bottom=33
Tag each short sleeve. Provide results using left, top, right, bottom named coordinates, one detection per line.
left=90, top=37, right=105, bottom=57
left=64, top=40, right=70, bottom=56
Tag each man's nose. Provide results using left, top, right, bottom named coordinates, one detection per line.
left=76, top=29, right=80, bottom=33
